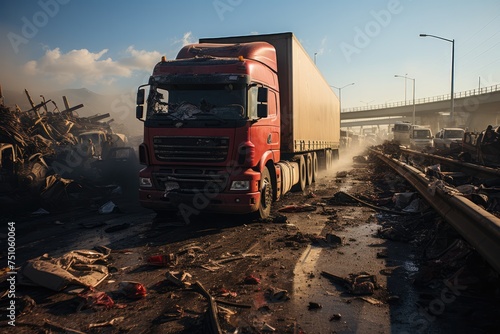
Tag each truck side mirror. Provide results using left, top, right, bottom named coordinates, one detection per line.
left=136, top=106, right=144, bottom=120
left=257, top=104, right=268, bottom=118
left=257, top=87, right=268, bottom=103
left=137, top=88, right=145, bottom=105
left=257, top=87, right=268, bottom=117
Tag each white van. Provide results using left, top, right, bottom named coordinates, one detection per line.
left=409, top=126, right=433, bottom=150
left=433, top=128, right=465, bottom=149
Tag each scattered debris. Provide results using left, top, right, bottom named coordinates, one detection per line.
left=308, top=301, right=322, bottom=310
left=147, top=253, right=178, bottom=267
left=20, top=246, right=111, bottom=291
left=353, top=155, right=368, bottom=163
left=98, top=201, right=120, bottom=214
left=262, top=322, right=277, bottom=332
left=329, top=313, right=342, bottom=321
left=88, top=316, right=125, bottom=329
left=243, top=274, right=261, bottom=285
left=278, top=204, right=317, bottom=213
left=153, top=306, right=185, bottom=324
left=44, top=319, right=87, bottom=334
left=192, top=281, right=223, bottom=334
left=31, top=208, right=49, bottom=215
left=77, top=287, right=115, bottom=311
left=118, top=281, right=148, bottom=299
left=321, top=271, right=379, bottom=295
left=265, top=287, right=289, bottom=302
left=356, top=296, right=384, bottom=305
left=166, top=271, right=193, bottom=288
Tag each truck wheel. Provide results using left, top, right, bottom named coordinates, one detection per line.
left=292, top=155, right=307, bottom=192
left=257, top=167, right=273, bottom=219
left=312, top=152, right=318, bottom=182
left=306, top=153, right=313, bottom=185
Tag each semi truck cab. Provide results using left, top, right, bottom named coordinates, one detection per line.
left=136, top=42, right=281, bottom=220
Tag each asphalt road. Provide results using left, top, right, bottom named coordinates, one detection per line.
left=1, top=147, right=499, bottom=333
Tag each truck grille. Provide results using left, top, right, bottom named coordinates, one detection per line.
left=153, top=136, right=229, bottom=162
left=153, top=168, right=228, bottom=192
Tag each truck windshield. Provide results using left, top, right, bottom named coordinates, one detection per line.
left=445, top=130, right=464, bottom=138
left=147, top=84, right=246, bottom=121
left=414, top=129, right=431, bottom=139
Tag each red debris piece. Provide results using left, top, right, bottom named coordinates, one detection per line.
left=243, top=275, right=261, bottom=285
left=78, top=287, right=115, bottom=309
left=217, top=288, right=238, bottom=298
left=118, top=281, right=148, bottom=299
left=147, top=253, right=178, bottom=267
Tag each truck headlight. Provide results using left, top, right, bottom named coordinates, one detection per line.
left=230, top=180, right=250, bottom=191
left=140, top=177, right=153, bottom=187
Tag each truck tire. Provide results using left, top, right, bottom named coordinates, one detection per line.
left=306, top=153, right=313, bottom=185
left=257, top=167, right=273, bottom=219
left=292, top=155, right=306, bottom=192
left=312, top=152, right=318, bottom=182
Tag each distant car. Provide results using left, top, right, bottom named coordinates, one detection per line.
left=433, top=128, right=465, bottom=150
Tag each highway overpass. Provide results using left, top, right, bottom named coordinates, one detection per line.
left=341, top=84, right=500, bottom=134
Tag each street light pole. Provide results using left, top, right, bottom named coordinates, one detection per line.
left=314, top=52, right=317, bottom=65
left=420, top=33, right=455, bottom=126
left=395, top=75, right=416, bottom=124
left=331, top=83, right=355, bottom=113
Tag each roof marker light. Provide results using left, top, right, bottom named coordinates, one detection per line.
left=238, top=56, right=244, bottom=61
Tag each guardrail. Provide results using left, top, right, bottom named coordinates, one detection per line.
left=344, top=84, right=500, bottom=113
left=372, top=148, right=500, bottom=274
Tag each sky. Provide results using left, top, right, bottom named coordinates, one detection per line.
left=1, top=0, right=500, bottom=110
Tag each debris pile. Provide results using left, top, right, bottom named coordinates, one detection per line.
left=0, top=89, right=113, bottom=160
left=0, top=89, right=138, bottom=213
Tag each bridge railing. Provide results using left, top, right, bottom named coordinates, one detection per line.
left=343, top=84, right=500, bottom=113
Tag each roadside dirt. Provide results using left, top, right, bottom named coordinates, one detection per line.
left=1, top=147, right=499, bottom=333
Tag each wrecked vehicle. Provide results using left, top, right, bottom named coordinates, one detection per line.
left=0, top=142, right=48, bottom=193
left=77, top=130, right=129, bottom=158
left=459, top=125, right=500, bottom=166
left=91, top=146, right=140, bottom=188
left=433, top=127, right=464, bottom=150
left=0, top=143, right=20, bottom=187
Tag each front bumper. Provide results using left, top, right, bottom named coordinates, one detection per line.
left=139, top=166, right=262, bottom=215
left=139, top=189, right=261, bottom=214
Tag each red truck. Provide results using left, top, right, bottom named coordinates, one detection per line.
left=135, top=32, right=340, bottom=221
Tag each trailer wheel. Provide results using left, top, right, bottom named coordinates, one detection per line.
left=257, top=167, right=273, bottom=219
left=306, top=153, right=313, bottom=185
left=325, top=150, right=332, bottom=171
left=292, top=155, right=307, bottom=192
left=312, top=152, right=318, bottom=182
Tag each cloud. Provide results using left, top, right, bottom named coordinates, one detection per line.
left=172, top=31, right=195, bottom=47
left=317, top=36, right=328, bottom=56
left=120, top=46, right=162, bottom=71
left=22, top=46, right=161, bottom=90
left=16, top=31, right=194, bottom=93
